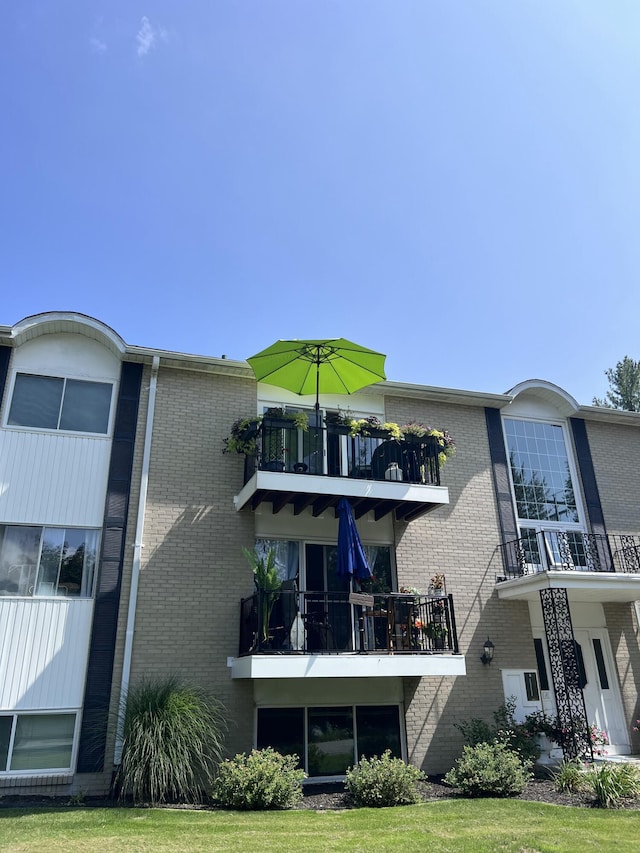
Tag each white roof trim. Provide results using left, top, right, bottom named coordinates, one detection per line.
left=9, top=312, right=127, bottom=357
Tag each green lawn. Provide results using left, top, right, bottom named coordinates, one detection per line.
left=1, top=801, right=639, bottom=853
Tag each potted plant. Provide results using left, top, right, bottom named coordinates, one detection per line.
left=425, top=621, right=449, bottom=649
left=428, top=572, right=446, bottom=597
left=223, top=416, right=263, bottom=455
left=400, top=423, right=456, bottom=465
left=347, top=416, right=402, bottom=440
left=243, top=547, right=282, bottom=643
left=324, top=410, right=353, bottom=435
left=263, top=407, right=309, bottom=431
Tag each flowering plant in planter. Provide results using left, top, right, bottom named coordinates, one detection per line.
left=346, top=416, right=402, bottom=439
left=400, top=422, right=456, bottom=462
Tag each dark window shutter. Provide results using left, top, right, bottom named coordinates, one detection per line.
left=0, top=346, right=11, bottom=408
left=485, top=407, right=518, bottom=543
left=77, top=361, right=142, bottom=773
left=570, top=418, right=607, bottom=537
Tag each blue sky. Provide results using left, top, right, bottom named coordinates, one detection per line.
left=1, top=2, right=639, bottom=404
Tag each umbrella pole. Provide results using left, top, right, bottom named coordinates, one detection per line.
left=315, top=349, right=321, bottom=415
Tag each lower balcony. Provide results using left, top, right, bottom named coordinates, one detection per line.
left=229, top=590, right=465, bottom=679
left=496, top=531, right=640, bottom=602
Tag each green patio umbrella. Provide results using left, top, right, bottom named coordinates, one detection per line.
left=247, top=338, right=387, bottom=412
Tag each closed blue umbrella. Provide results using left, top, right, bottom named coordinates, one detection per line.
left=336, top=498, right=372, bottom=580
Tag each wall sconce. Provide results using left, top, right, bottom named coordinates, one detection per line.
left=480, top=637, right=495, bottom=666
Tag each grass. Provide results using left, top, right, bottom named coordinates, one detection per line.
left=1, top=800, right=640, bottom=853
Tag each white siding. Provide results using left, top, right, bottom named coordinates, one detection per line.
left=0, top=430, right=110, bottom=526
left=0, top=599, right=94, bottom=710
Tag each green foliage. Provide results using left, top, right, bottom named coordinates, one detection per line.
left=223, top=416, right=262, bottom=455
left=454, top=698, right=541, bottom=763
left=345, top=750, right=424, bottom=807
left=586, top=762, right=640, bottom=808
left=444, top=741, right=532, bottom=798
left=214, top=748, right=306, bottom=810
left=593, top=356, right=640, bottom=411
left=243, top=547, right=281, bottom=641
left=115, top=677, right=227, bottom=805
left=552, top=760, right=588, bottom=794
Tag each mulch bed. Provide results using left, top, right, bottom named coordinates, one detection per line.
left=297, top=776, right=640, bottom=811
left=2, top=776, right=639, bottom=811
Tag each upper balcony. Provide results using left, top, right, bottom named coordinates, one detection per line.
left=496, top=531, right=640, bottom=603
left=233, top=417, right=450, bottom=522
left=229, top=589, right=465, bottom=679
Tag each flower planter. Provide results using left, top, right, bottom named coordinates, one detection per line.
left=264, top=460, right=285, bottom=472
left=326, top=423, right=351, bottom=436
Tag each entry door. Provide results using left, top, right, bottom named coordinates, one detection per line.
left=573, top=629, right=629, bottom=753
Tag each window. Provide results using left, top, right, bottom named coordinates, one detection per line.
left=0, top=713, right=76, bottom=773
left=503, top=418, right=586, bottom=570
left=257, top=705, right=401, bottom=777
left=8, top=373, right=112, bottom=434
left=0, top=525, right=99, bottom=597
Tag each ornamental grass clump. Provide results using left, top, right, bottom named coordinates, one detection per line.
left=586, top=761, right=640, bottom=808
left=214, top=748, right=306, bottom=810
left=345, top=750, right=425, bottom=808
left=115, top=677, right=227, bottom=805
left=552, top=759, right=588, bottom=794
left=444, top=741, right=532, bottom=798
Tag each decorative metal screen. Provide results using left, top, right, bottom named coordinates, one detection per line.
left=539, top=588, right=592, bottom=760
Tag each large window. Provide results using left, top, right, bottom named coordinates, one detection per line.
left=257, top=705, right=401, bottom=777
left=503, top=419, right=578, bottom=524
left=8, top=373, right=112, bottom=434
left=0, top=713, right=77, bottom=773
left=0, top=525, right=99, bottom=597
left=504, top=418, right=588, bottom=570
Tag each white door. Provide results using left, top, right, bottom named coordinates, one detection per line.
left=573, top=629, right=629, bottom=754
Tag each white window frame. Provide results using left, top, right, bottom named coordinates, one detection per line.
left=5, top=371, right=116, bottom=436
left=502, top=415, right=588, bottom=571
left=0, top=710, right=80, bottom=776
left=0, top=524, right=100, bottom=599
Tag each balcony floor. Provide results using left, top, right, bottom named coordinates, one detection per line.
left=234, top=470, right=449, bottom=522
left=496, top=570, right=640, bottom=603
left=228, top=652, right=466, bottom=679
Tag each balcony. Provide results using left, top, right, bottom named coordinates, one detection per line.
left=496, top=531, right=640, bottom=603
left=233, top=419, right=450, bottom=522
left=229, top=590, right=465, bottom=679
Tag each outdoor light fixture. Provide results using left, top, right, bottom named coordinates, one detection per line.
left=480, top=637, right=495, bottom=666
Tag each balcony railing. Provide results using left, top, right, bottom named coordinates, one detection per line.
left=498, top=531, right=640, bottom=580
left=243, top=419, right=441, bottom=487
left=239, top=590, right=459, bottom=656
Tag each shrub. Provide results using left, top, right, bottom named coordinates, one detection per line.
left=115, top=676, right=227, bottom=805
left=552, top=760, right=588, bottom=793
left=214, top=748, right=306, bottom=810
left=454, top=699, right=541, bottom=763
left=444, top=741, right=532, bottom=798
left=345, top=750, right=425, bottom=808
left=586, top=762, right=640, bottom=808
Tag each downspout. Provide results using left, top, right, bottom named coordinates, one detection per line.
left=113, top=355, right=160, bottom=765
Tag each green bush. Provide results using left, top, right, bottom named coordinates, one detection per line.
left=552, top=759, right=588, bottom=794
left=345, top=750, right=425, bottom=808
left=587, top=762, right=640, bottom=808
left=214, top=748, right=306, bottom=810
left=115, top=677, right=227, bottom=805
left=454, top=699, right=541, bottom=763
left=444, top=742, right=532, bottom=798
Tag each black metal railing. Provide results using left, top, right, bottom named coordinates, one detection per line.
left=239, top=590, right=458, bottom=656
left=498, top=531, right=640, bottom=579
left=243, top=419, right=441, bottom=487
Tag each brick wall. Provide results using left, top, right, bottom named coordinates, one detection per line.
left=386, top=396, right=537, bottom=773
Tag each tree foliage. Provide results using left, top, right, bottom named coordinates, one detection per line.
left=593, top=356, right=640, bottom=411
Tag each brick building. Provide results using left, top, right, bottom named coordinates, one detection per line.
left=1, top=312, right=639, bottom=794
